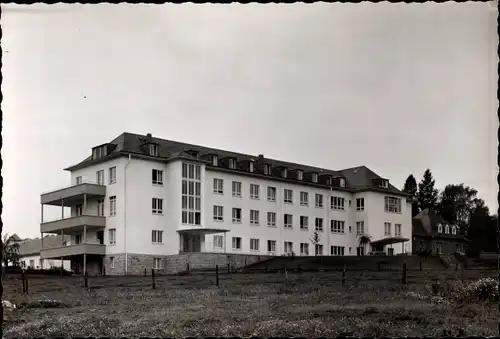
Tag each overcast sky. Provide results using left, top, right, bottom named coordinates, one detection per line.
left=2, top=3, right=498, bottom=238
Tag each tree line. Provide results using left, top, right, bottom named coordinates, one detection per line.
left=402, top=169, right=497, bottom=256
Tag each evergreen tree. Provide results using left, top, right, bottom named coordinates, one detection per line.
left=417, top=169, right=439, bottom=212
left=402, top=174, right=419, bottom=217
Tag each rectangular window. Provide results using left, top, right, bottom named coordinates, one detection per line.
left=300, top=243, right=309, bottom=255
left=213, top=205, right=224, bottom=221
left=75, top=234, right=82, bottom=245
left=315, top=244, right=323, bottom=255
left=152, top=230, right=163, bottom=244
left=267, top=240, right=276, bottom=252
left=109, top=228, right=116, bottom=245
left=181, top=163, right=202, bottom=226
left=315, top=218, right=324, bottom=232
left=250, top=238, right=260, bottom=251
left=284, top=214, right=293, bottom=229
left=232, top=237, right=242, bottom=250
left=300, top=216, right=308, bottom=230
left=250, top=210, right=260, bottom=225
left=152, top=198, right=163, bottom=214
left=232, top=181, right=242, bottom=197
left=356, top=221, right=365, bottom=235
left=228, top=158, right=236, bottom=169
left=267, top=212, right=276, bottom=227
left=152, top=169, right=163, bottom=185
left=395, top=224, right=402, bottom=236
left=212, top=155, right=218, bottom=166
left=281, top=168, right=288, bottom=178
left=150, top=144, right=159, bottom=156
left=76, top=204, right=83, bottom=216
left=76, top=176, right=83, bottom=185
left=267, top=187, right=276, bottom=202
left=300, top=191, right=309, bottom=206
left=312, top=173, right=318, bottom=183
left=331, top=196, right=345, bottom=210
left=384, top=222, right=391, bottom=236
left=264, top=164, right=271, bottom=175
left=109, top=196, right=116, bottom=216
left=213, top=235, right=224, bottom=249
left=250, top=184, right=260, bottom=199
left=384, top=196, right=402, bottom=213
left=96, top=170, right=104, bottom=185
left=331, top=246, right=345, bottom=256
left=315, top=194, right=323, bottom=208
left=356, top=198, right=365, bottom=211
left=331, top=220, right=345, bottom=233
left=284, top=189, right=293, bottom=204
left=153, top=258, right=161, bottom=269
left=249, top=162, right=255, bottom=172
left=232, top=208, right=242, bottom=223
left=109, top=167, right=116, bottom=184
left=284, top=241, right=293, bottom=254
left=110, top=256, right=115, bottom=268
left=213, top=178, right=224, bottom=194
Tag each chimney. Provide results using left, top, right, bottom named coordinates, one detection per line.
left=258, top=154, right=264, bottom=161
left=146, top=133, right=152, bottom=138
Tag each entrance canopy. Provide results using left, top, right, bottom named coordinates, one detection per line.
left=176, top=228, right=230, bottom=236
left=370, top=236, right=410, bottom=247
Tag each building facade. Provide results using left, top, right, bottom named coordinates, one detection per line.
left=412, top=209, right=469, bottom=255
left=40, top=132, right=413, bottom=275
left=17, top=235, right=71, bottom=271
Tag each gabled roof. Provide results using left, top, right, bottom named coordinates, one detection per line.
left=64, top=132, right=409, bottom=196
left=8, top=233, right=22, bottom=242
left=18, top=235, right=71, bottom=257
left=413, top=209, right=467, bottom=240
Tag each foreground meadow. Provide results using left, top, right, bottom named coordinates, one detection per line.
left=3, top=269, right=498, bottom=337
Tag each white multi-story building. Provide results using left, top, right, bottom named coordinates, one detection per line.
left=40, top=132, right=412, bottom=275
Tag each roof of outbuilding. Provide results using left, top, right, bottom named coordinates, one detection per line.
left=18, top=235, right=71, bottom=257
left=64, top=132, right=408, bottom=196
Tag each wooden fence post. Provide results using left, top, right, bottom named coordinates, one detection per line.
left=342, top=264, right=347, bottom=286
left=84, top=271, right=88, bottom=289
left=402, top=262, right=407, bottom=285
left=186, top=263, right=190, bottom=274
left=21, top=269, right=26, bottom=294
left=227, top=263, right=230, bottom=274
left=25, top=272, right=29, bottom=295
left=144, top=268, right=147, bottom=277
left=152, top=269, right=156, bottom=289
left=284, top=268, right=288, bottom=284
left=216, top=265, right=219, bottom=287
left=419, top=260, right=422, bottom=271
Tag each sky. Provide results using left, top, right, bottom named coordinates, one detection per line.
left=1, top=3, right=498, bottom=238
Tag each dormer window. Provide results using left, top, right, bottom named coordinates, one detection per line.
left=149, top=144, right=158, bottom=156
left=452, top=226, right=457, bottom=235
left=212, top=155, right=218, bottom=166
left=312, top=173, right=318, bottom=183
left=264, top=164, right=271, bottom=175
left=437, top=223, right=442, bottom=233
left=92, top=145, right=108, bottom=160
left=297, top=170, right=303, bottom=181
left=445, top=225, right=450, bottom=234
left=281, top=168, right=287, bottom=178
left=339, top=178, right=346, bottom=188
left=380, top=180, right=389, bottom=188
left=228, top=158, right=236, bottom=169
left=249, top=161, right=254, bottom=173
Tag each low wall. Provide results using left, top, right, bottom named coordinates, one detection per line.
left=165, top=252, right=273, bottom=274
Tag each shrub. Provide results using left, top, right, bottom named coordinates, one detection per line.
left=464, top=277, right=499, bottom=301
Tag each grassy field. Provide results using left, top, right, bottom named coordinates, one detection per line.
left=3, top=268, right=499, bottom=337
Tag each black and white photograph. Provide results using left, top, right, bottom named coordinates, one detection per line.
left=1, top=2, right=498, bottom=337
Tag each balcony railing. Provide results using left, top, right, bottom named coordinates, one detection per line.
left=40, top=243, right=106, bottom=259
left=41, top=182, right=106, bottom=206
left=41, top=215, right=106, bottom=234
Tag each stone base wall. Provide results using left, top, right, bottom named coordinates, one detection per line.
left=165, top=252, right=272, bottom=274
left=103, top=253, right=168, bottom=275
